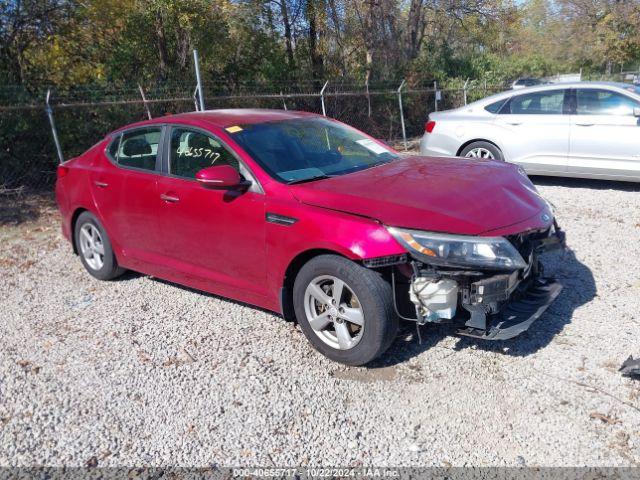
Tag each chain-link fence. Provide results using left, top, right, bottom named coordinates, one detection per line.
left=0, top=81, right=507, bottom=192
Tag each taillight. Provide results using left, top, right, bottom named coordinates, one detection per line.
left=425, top=121, right=436, bottom=133
left=57, top=165, right=69, bottom=179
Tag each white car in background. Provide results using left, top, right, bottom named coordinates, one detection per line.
left=420, top=82, right=640, bottom=182
left=511, top=77, right=543, bottom=89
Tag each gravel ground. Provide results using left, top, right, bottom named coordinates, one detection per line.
left=1, top=178, right=639, bottom=467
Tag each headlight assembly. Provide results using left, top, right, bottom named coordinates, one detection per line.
left=387, top=227, right=527, bottom=270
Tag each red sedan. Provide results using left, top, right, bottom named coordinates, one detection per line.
left=56, top=109, right=564, bottom=365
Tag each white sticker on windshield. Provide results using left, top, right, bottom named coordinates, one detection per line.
left=356, top=138, right=391, bottom=155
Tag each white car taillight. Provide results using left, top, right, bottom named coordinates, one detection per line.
left=425, top=120, right=436, bottom=133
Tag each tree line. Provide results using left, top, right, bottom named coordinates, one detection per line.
left=1, top=0, right=639, bottom=96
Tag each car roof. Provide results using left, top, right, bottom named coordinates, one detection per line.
left=111, top=108, right=320, bottom=134
left=473, top=81, right=639, bottom=106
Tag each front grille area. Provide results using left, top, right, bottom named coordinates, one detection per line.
left=363, top=254, right=408, bottom=268
left=506, top=227, right=550, bottom=263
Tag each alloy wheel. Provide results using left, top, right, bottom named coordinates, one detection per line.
left=464, top=147, right=495, bottom=159
left=303, top=275, right=365, bottom=350
left=79, top=223, right=105, bottom=271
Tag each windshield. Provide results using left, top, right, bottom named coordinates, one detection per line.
left=229, top=117, right=400, bottom=183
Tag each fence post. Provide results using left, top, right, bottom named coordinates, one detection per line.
left=138, top=84, right=152, bottom=120
left=463, top=78, right=469, bottom=106
left=281, top=91, right=287, bottom=110
left=193, top=49, right=205, bottom=111
left=192, top=86, right=200, bottom=111
left=320, top=80, right=329, bottom=116
left=397, top=79, right=407, bottom=151
left=45, top=89, right=64, bottom=165
left=365, top=78, right=372, bottom=117
left=434, top=81, right=438, bottom=112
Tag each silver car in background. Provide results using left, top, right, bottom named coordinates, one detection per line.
left=420, top=82, right=640, bottom=182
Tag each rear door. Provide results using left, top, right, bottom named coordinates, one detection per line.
left=90, top=126, right=165, bottom=262
left=567, top=88, right=640, bottom=179
left=494, top=89, right=570, bottom=174
left=155, top=125, right=268, bottom=297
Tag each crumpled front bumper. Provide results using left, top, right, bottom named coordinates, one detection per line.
left=457, top=278, right=562, bottom=340
left=456, top=223, right=565, bottom=340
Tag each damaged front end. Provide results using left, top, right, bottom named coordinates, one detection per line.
left=383, top=222, right=565, bottom=341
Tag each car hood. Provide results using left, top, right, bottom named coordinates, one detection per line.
left=289, top=156, right=550, bottom=235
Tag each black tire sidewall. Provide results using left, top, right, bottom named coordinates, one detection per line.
left=293, top=255, right=397, bottom=366
left=74, top=212, right=121, bottom=281
left=461, top=141, right=503, bottom=161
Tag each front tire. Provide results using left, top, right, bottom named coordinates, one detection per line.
left=293, top=255, right=398, bottom=366
left=460, top=141, right=503, bottom=161
left=74, top=211, right=125, bottom=280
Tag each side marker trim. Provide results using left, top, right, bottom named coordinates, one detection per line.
left=266, top=212, right=298, bottom=226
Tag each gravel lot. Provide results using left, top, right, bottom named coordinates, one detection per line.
left=1, top=177, right=639, bottom=467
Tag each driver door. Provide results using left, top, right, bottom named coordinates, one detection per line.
left=568, top=88, right=640, bottom=178
left=156, top=126, right=268, bottom=299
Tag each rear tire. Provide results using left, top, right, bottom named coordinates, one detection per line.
left=74, top=211, right=125, bottom=281
left=293, top=255, right=398, bottom=366
left=460, top=141, right=503, bottom=161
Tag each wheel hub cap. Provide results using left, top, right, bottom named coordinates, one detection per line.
left=79, top=223, right=104, bottom=271
left=465, top=147, right=495, bottom=159
left=303, top=275, right=365, bottom=350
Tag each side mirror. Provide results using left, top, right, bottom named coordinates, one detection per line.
left=195, top=165, right=243, bottom=188
left=634, top=107, right=640, bottom=118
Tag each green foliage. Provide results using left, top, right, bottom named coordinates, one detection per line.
left=1, top=0, right=639, bottom=189
left=2, top=0, right=639, bottom=92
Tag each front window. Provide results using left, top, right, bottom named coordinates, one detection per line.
left=229, top=118, right=399, bottom=183
left=576, top=89, right=640, bottom=116
left=169, top=128, right=239, bottom=179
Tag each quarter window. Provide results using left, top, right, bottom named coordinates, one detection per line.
left=108, top=134, right=120, bottom=159
left=484, top=99, right=507, bottom=113
left=169, top=128, right=239, bottom=179
left=576, top=89, right=640, bottom=116
left=115, top=128, right=161, bottom=171
left=505, top=90, right=565, bottom=115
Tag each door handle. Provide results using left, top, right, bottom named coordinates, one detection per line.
left=94, top=181, right=108, bottom=188
left=160, top=193, right=180, bottom=203
left=506, top=122, right=522, bottom=126
left=575, top=123, right=594, bottom=127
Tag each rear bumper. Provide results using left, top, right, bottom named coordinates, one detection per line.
left=419, top=133, right=458, bottom=157
left=457, top=278, right=562, bottom=340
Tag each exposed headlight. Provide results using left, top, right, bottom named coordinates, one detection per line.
left=386, top=227, right=527, bottom=270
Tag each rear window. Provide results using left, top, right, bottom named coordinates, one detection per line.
left=111, top=128, right=162, bottom=172
left=503, top=90, right=565, bottom=115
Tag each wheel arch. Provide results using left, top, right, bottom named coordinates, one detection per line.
left=279, top=248, right=351, bottom=322
left=456, top=138, right=503, bottom=158
left=70, top=207, right=89, bottom=254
